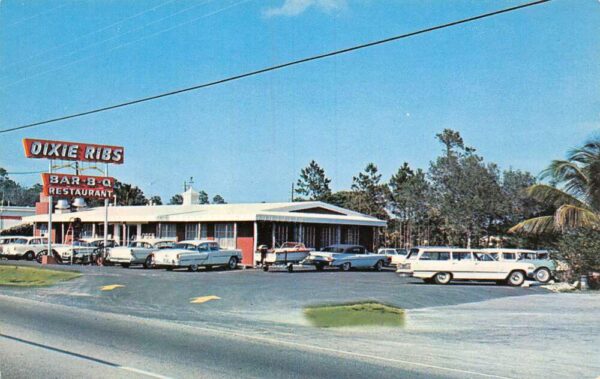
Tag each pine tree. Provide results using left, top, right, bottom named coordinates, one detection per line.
left=295, top=160, right=332, bottom=201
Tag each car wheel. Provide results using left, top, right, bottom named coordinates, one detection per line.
left=143, top=255, right=154, bottom=269
left=315, top=263, right=324, bottom=271
left=227, top=257, right=238, bottom=270
left=287, top=264, right=294, bottom=273
left=374, top=260, right=384, bottom=272
left=24, top=251, right=35, bottom=261
left=507, top=270, right=525, bottom=286
left=434, top=272, right=452, bottom=285
left=262, top=265, right=269, bottom=272
left=121, top=263, right=130, bottom=269
left=535, top=267, right=551, bottom=284
left=340, top=262, right=351, bottom=272
left=35, top=251, right=45, bottom=263
left=189, top=264, right=199, bottom=272
left=166, top=267, right=173, bottom=271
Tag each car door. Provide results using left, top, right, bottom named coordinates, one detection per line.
left=347, top=246, right=369, bottom=268
left=473, top=252, right=504, bottom=279
left=450, top=251, right=476, bottom=279
left=195, top=243, right=210, bottom=264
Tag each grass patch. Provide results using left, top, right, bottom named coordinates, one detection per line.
left=304, top=302, right=405, bottom=328
left=0, top=265, right=80, bottom=287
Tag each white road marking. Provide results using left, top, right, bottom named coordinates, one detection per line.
left=192, top=325, right=513, bottom=379
left=120, top=366, right=174, bottom=379
left=0, top=293, right=512, bottom=379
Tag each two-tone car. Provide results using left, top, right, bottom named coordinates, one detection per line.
left=1, top=236, right=49, bottom=261
left=378, top=247, right=408, bottom=266
left=482, top=248, right=557, bottom=283
left=0, top=235, right=27, bottom=258
left=302, top=244, right=389, bottom=271
left=151, top=240, right=242, bottom=271
left=107, top=238, right=176, bottom=268
left=396, top=247, right=537, bottom=286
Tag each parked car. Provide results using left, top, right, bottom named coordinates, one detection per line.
left=0, top=236, right=27, bottom=257
left=53, top=240, right=98, bottom=264
left=378, top=247, right=408, bottom=266
left=151, top=240, right=242, bottom=271
left=482, top=248, right=557, bottom=283
left=107, top=238, right=176, bottom=268
left=0, top=236, right=49, bottom=261
left=302, top=244, right=389, bottom=271
left=396, top=247, right=537, bottom=286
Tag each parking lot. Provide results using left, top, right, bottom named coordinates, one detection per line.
left=1, top=261, right=599, bottom=378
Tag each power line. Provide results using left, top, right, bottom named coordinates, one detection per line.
left=3, top=171, right=45, bottom=175
left=1, top=0, right=250, bottom=90
left=0, top=0, right=551, bottom=135
left=1, top=0, right=218, bottom=88
left=1, top=0, right=178, bottom=73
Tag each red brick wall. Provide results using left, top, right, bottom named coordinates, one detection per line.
left=236, top=237, right=254, bottom=266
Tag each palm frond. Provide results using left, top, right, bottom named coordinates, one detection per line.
left=526, top=184, right=585, bottom=208
left=540, top=160, right=587, bottom=197
left=554, top=204, right=600, bottom=230
left=508, top=216, right=555, bottom=234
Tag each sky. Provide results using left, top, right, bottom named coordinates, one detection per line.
left=0, top=0, right=599, bottom=204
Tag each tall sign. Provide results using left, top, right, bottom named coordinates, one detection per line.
left=41, top=173, right=115, bottom=199
left=23, top=138, right=124, bottom=265
left=23, top=139, right=124, bottom=164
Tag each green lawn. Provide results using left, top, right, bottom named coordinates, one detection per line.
left=0, top=265, right=80, bottom=287
left=304, top=302, right=405, bottom=328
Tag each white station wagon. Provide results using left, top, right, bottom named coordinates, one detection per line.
left=108, top=238, right=176, bottom=268
left=151, top=240, right=242, bottom=272
left=1, top=237, right=49, bottom=261
left=396, top=247, right=537, bottom=286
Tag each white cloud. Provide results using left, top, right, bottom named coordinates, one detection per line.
left=264, top=0, right=346, bottom=17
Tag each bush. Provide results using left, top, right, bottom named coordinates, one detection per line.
left=557, top=229, right=600, bottom=287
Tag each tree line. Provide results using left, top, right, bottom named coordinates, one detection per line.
left=295, top=129, right=554, bottom=249
left=0, top=168, right=226, bottom=207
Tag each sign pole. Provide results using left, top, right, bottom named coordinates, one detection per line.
left=103, top=163, right=109, bottom=260
left=47, top=160, right=53, bottom=258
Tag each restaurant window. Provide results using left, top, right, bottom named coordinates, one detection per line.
left=185, top=224, right=198, bottom=241
left=157, top=223, right=177, bottom=238
left=273, top=224, right=289, bottom=247
left=81, top=224, right=93, bottom=238
left=215, top=223, right=235, bottom=248
left=346, top=227, right=360, bottom=245
left=320, top=226, right=340, bottom=247
left=200, top=224, right=208, bottom=239
left=292, top=225, right=316, bottom=248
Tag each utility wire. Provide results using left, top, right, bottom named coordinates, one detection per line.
left=0, top=0, right=551, bottom=135
left=1, top=0, right=178, bottom=73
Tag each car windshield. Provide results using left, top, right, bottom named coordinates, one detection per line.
left=322, top=246, right=345, bottom=253
left=171, top=243, right=191, bottom=250
left=407, top=249, right=420, bottom=259
left=396, top=249, right=408, bottom=255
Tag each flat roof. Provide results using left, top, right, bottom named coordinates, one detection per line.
left=21, top=201, right=387, bottom=227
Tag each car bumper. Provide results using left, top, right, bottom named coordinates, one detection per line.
left=107, top=256, right=134, bottom=264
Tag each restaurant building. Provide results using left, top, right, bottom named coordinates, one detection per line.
left=22, top=188, right=386, bottom=266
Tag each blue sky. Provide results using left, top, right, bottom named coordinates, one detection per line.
left=0, top=0, right=598, bottom=203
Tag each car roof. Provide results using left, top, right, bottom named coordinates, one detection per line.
left=414, top=247, right=476, bottom=252
left=482, top=248, right=537, bottom=253
left=178, top=239, right=218, bottom=245
left=326, top=244, right=364, bottom=248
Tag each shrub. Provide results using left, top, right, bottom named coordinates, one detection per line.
left=557, top=229, right=600, bottom=287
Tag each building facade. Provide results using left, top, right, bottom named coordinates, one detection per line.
left=22, top=190, right=386, bottom=266
left=0, top=205, right=36, bottom=232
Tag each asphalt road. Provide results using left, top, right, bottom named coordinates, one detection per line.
left=1, top=262, right=599, bottom=378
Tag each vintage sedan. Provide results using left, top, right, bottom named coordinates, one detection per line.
left=107, top=238, right=176, bottom=268
left=52, top=240, right=98, bottom=264
left=482, top=248, right=557, bottom=283
left=396, top=247, right=536, bottom=286
left=1, top=236, right=49, bottom=261
left=151, top=240, right=242, bottom=271
left=378, top=247, right=408, bottom=266
left=302, top=244, right=389, bottom=271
